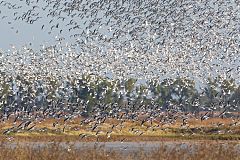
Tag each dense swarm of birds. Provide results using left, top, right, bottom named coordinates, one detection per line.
left=0, top=0, right=239, bottom=80
left=0, top=0, right=239, bottom=137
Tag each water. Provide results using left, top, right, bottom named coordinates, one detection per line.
left=3, top=141, right=240, bottom=155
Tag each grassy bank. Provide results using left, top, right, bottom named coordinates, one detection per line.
left=0, top=117, right=240, bottom=142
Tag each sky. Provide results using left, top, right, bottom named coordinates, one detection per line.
left=0, top=0, right=68, bottom=50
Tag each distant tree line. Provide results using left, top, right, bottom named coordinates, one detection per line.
left=0, top=71, right=239, bottom=117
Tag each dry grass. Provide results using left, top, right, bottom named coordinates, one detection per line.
left=0, top=141, right=239, bottom=160
left=0, top=117, right=240, bottom=142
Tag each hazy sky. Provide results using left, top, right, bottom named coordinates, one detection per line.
left=0, top=1, right=66, bottom=50
left=0, top=0, right=116, bottom=51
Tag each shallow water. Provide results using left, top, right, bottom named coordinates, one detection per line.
left=3, top=141, right=240, bottom=155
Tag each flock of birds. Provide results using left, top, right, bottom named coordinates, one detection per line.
left=0, top=0, right=239, bottom=81
left=0, top=0, right=239, bottom=137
